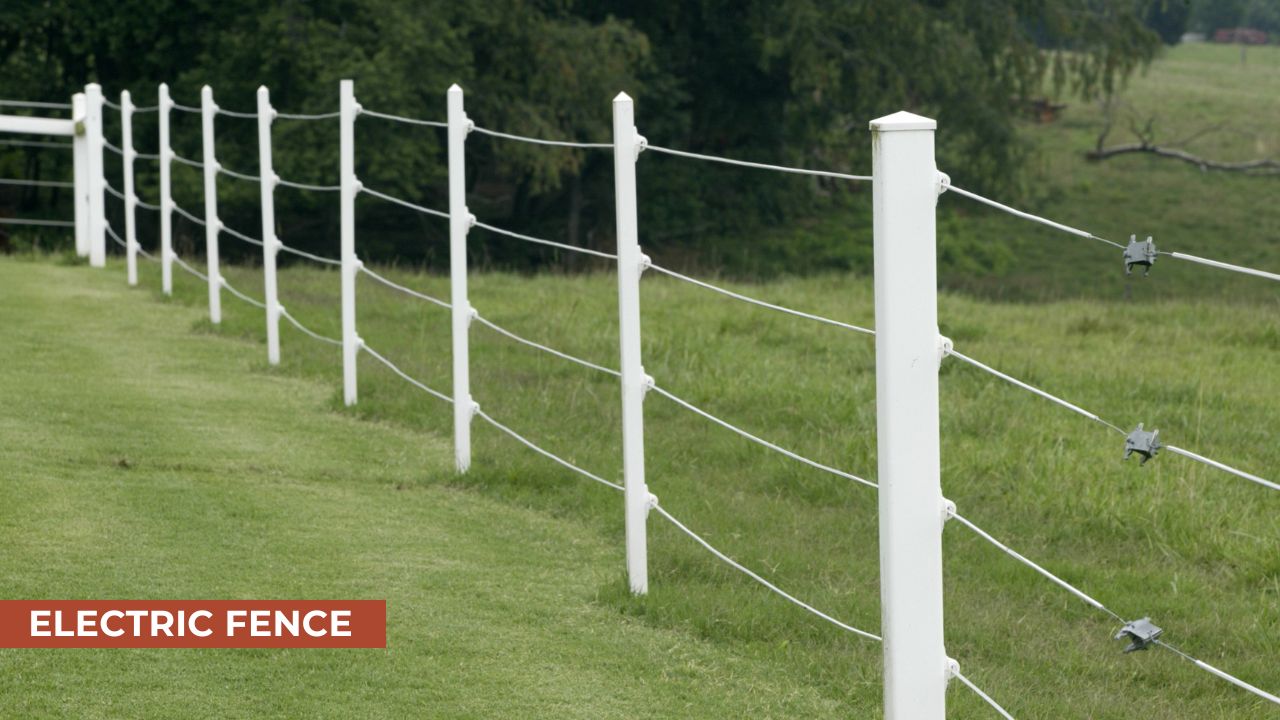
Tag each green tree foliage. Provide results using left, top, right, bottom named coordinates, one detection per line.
left=0, top=1, right=1160, bottom=272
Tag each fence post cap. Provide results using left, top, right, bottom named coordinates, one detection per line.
left=870, top=110, right=935, bottom=132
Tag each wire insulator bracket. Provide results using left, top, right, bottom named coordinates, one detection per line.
left=1124, top=235, right=1157, bottom=276
left=1124, top=423, right=1162, bottom=465
left=1115, top=617, right=1163, bottom=653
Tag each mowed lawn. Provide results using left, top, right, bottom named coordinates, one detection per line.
left=0, top=258, right=871, bottom=719
left=3, top=231, right=1271, bottom=718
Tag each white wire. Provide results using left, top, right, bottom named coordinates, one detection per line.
left=360, top=186, right=449, bottom=218
left=949, top=512, right=1120, bottom=619
left=360, top=109, right=446, bottom=128
left=646, top=144, right=872, bottom=182
left=172, top=152, right=204, bottom=169
left=133, top=105, right=159, bottom=114
left=0, top=99, right=71, bottom=109
left=942, top=183, right=1124, bottom=250
left=136, top=196, right=162, bottom=211
left=217, top=107, right=258, bottom=119
left=1167, top=252, right=1280, bottom=284
left=473, top=313, right=619, bottom=377
left=0, top=139, right=71, bottom=149
left=359, top=343, right=452, bottom=403
left=103, top=139, right=124, bottom=155
left=650, top=385, right=878, bottom=489
left=473, top=219, right=617, bottom=260
left=104, top=98, right=121, bottom=111
left=948, top=350, right=1277, bottom=490
left=107, top=223, right=157, bottom=260
left=358, top=265, right=450, bottom=308
left=104, top=182, right=127, bottom=201
left=652, top=504, right=881, bottom=641
left=171, top=253, right=209, bottom=282
left=0, top=217, right=73, bottom=227
left=218, top=165, right=261, bottom=183
left=1164, top=445, right=1280, bottom=492
left=471, top=125, right=611, bottom=149
left=171, top=102, right=201, bottom=114
left=135, top=150, right=161, bottom=161
left=0, top=177, right=72, bottom=188
left=172, top=202, right=206, bottom=226
left=277, top=110, right=340, bottom=121
left=279, top=308, right=341, bottom=346
left=945, top=349, right=1124, bottom=433
left=279, top=242, right=342, bottom=266
left=648, top=263, right=875, bottom=335
left=1156, top=641, right=1280, bottom=707
left=221, top=222, right=264, bottom=247
left=221, top=278, right=267, bottom=309
left=277, top=177, right=340, bottom=192
left=952, top=670, right=1017, bottom=720
left=473, top=407, right=623, bottom=492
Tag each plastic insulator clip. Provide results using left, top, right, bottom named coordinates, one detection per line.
left=1123, top=423, right=1161, bottom=466
left=353, top=179, right=365, bottom=193
left=465, top=118, right=475, bottom=134
left=635, top=133, right=648, bottom=159
left=937, top=334, right=953, bottom=368
left=639, top=253, right=652, bottom=273
left=1124, top=235, right=1157, bottom=276
left=942, top=498, right=956, bottom=522
left=642, top=373, right=655, bottom=396
left=467, top=213, right=477, bottom=229
left=469, top=400, right=481, bottom=418
left=1115, top=617, right=1162, bottom=653
left=354, top=335, right=366, bottom=349
left=937, top=171, right=951, bottom=196
left=945, top=657, right=961, bottom=680
left=467, top=306, right=479, bottom=325
left=353, top=102, right=363, bottom=115
left=646, top=492, right=660, bottom=511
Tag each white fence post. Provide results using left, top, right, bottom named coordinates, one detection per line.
left=85, top=83, right=105, bottom=268
left=612, top=92, right=649, bottom=595
left=340, top=79, right=359, bottom=406
left=871, top=110, right=948, bottom=720
left=72, top=92, right=87, bottom=258
left=201, top=85, right=222, bottom=323
left=257, top=86, right=281, bottom=365
left=158, top=83, right=173, bottom=295
left=448, top=84, right=473, bottom=472
left=121, top=90, right=138, bottom=286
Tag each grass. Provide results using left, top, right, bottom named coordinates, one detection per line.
left=942, top=41, right=1280, bottom=303
left=8, top=232, right=1267, bottom=718
left=2, top=41, right=1277, bottom=719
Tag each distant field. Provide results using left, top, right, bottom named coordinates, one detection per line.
left=944, top=41, right=1280, bottom=302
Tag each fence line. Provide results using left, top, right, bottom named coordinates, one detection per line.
left=19, top=78, right=1274, bottom=718
left=944, top=181, right=1280, bottom=283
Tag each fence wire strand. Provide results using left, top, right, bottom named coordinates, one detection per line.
left=652, top=504, right=881, bottom=641
left=474, top=407, right=622, bottom=492
left=646, top=144, right=871, bottom=182
left=360, top=108, right=446, bottom=128
left=0, top=217, right=73, bottom=227
left=473, top=219, right=616, bottom=260
left=218, top=164, right=261, bottom=183
left=277, top=110, right=340, bottom=121
left=172, top=202, right=206, bottom=226
left=0, top=99, right=71, bottom=110
left=359, top=266, right=450, bottom=308
left=360, top=343, right=451, bottom=403
left=473, top=314, right=619, bottom=376
left=471, top=125, right=611, bottom=149
left=648, top=263, right=875, bottom=335
left=952, top=670, right=1017, bottom=720
left=0, top=178, right=73, bottom=188
left=277, top=176, right=340, bottom=192
left=279, top=308, right=341, bottom=346
left=651, top=384, right=877, bottom=489
left=279, top=242, right=341, bottom=266
left=360, top=186, right=449, bottom=219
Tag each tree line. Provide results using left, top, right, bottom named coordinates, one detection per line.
left=1, top=1, right=1166, bottom=274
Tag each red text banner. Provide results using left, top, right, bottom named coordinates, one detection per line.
left=0, top=600, right=386, bottom=648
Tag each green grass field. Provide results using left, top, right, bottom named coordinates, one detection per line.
left=2, top=41, right=1278, bottom=719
